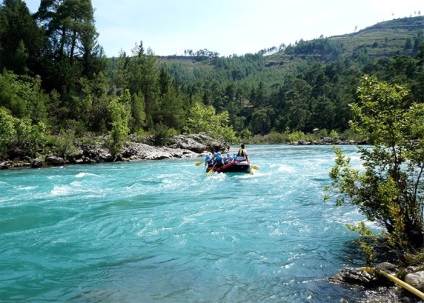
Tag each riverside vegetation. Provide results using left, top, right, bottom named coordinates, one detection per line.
left=1, top=0, right=424, bottom=300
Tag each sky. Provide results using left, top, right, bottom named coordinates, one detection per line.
left=23, top=0, right=424, bottom=58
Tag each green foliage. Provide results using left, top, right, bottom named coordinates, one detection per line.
left=107, top=90, right=131, bottom=157
left=287, top=130, right=310, bottom=143
left=0, top=0, right=45, bottom=74
left=329, top=130, right=340, bottom=143
left=239, top=129, right=252, bottom=142
left=185, top=102, right=237, bottom=142
left=151, top=123, right=170, bottom=146
left=52, top=128, right=78, bottom=158
left=130, top=91, right=146, bottom=131
left=0, top=71, right=48, bottom=121
left=346, top=222, right=379, bottom=266
left=0, top=107, right=17, bottom=154
left=263, top=131, right=287, bottom=144
left=404, top=249, right=424, bottom=271
left=327, top=75, right=424, bottom=253
left=250, top=108, right=274, bottom=135
left=0, top=106, right=46, bottom=156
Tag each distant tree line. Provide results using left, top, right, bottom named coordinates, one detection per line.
left=164, top=39, right=424, bottom=139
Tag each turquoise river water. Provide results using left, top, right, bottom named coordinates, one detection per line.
left=0, top=145, right=369, bottom=302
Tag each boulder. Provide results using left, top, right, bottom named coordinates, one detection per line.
left=405, top=271, right=424, bottom=292
left=0, top=161, right=13, bottom=169
left=31, top=158, right=43, bottom=168
left=46, top=156, right=66, bottom=166
left=329, top=268, right=376, bottom=286
left=375, top=262, right=398, bottom=275
left=168, top=135, right=206, bottom=153
left=122, top=142, right=199, bottom=161
left=168, top=133, right=229, bottom=153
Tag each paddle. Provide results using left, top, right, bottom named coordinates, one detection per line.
left=207, top=163, right=216, bottom=175
left=250, top=164, right=259, bottom=175
left=194, top=161, right=203, bottom=166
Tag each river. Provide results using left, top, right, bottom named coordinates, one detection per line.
left=0, top=145, right=367, bottom=302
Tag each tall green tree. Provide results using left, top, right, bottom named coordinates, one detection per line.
left=327, top=75, right=424, bottom=253
left=284, top=78, right=312, bottom=131
left=250, top=108, right=274, bottom=135
left=157, top=68, right=186, bottom=131
left=35, top=0, right=105, bottom=100
left=0, top=0, right=45, bottom=74
left=107, top=90, right=130, bottom=157
left=126, top=41, right=160, bottom=130
left=35, top=0, right=98, bottom=62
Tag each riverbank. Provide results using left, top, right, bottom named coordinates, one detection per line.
left=330, top=262, right=424, bottom=302
left=0, top=133, right=229, bottom=170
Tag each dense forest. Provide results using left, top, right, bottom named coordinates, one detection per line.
left=1, top=0, right=424, bottom=160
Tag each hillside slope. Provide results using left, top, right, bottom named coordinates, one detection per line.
left=332, top=16, right=424, bottom=56
left=265, top=16, right=424, bottom=70
left=158, top=16, right=424, bottom=78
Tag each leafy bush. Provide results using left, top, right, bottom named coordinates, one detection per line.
left=0, top=107, right=47, bottom=156
left=326, top=75, right=424, bottom=257
left=52, top=129, right=79, bottom=157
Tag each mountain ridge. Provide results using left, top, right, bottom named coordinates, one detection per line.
left=157, top=16, right=424, bottom=71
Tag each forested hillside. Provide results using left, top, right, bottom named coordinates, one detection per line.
left=0, top=0, right=423, bottom=161
left=157, top=15, right=424, bottom=139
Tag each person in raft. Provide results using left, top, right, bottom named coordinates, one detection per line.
left=236, top=143, right=249, bottom=162
left=213, top=151, right=225, bottom=167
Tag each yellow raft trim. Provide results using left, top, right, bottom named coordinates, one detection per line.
left=360, top=267, right=424, bottom=300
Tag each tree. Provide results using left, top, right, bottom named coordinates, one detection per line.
left=250, top=108, right=274, bottom=135
left=185, top=102, right=236, bottom=142
left=284, top=78, right=312, bottom=131
left=0, top=0, right=45, bottom=74
left=126, top=41, right=160, bottom=129
left=34, top=0, right=104, bottom=100
left=35, top=0, right=97, bottom=62
left=156, top=67, right=186, bottom=131
left=130, top=91, right=146, bottom=131
left=0, top=70, right=49, bottom=122
left=107, top=90, right=130, bottom=157
left=326, top=75, right=424, bottom=254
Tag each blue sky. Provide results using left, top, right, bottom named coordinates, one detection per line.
left=24, top=0, right=424, bottom=57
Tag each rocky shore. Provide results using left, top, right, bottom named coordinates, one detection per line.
left=330, top=263, right=424, bottom=302
left=0, top=133, right=229, bottom=170
left=0, top=132, right=367, bottom=170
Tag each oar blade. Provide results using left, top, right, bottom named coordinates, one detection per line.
left=195, top=161, right=203, bottom=166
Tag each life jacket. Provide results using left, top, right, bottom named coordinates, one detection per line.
left=214, top=152, right=224, bottom=167
left=237, top=148, right=245, bottom=157
left=214, top=152, right=222, bottom=161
